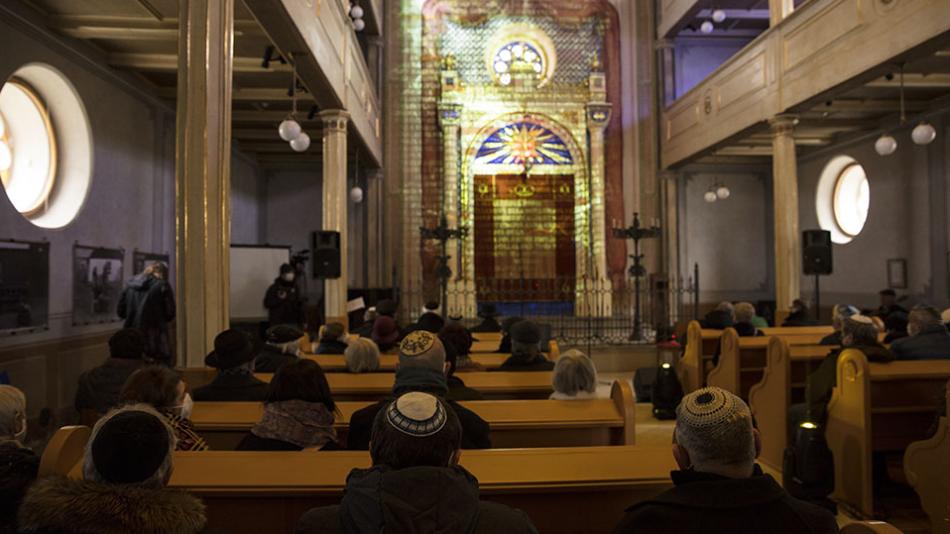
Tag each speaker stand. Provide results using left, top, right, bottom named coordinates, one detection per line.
left=813, top=273, right=821, bottom=323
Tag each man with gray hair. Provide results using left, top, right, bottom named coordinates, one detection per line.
left=701, top=301, right=735, bottom=329
left=17, top=404, right=208, bottom=533
left=612, top=387, right=838, bottom=534
left=0, top=384, right=28, bottom=444
left=890, top=305, right=950, bottom=360
left=346, top=330, right=491, bottom=450
left=550, top=349, right=598, bottom=400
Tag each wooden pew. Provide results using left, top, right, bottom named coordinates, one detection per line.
left=191, top=380, right=636, bottom=450
left=44, top=426, right=676, bottom=534
left=678, top=320, right=832, bottom=393
left=903, top=381, right=950, bottom=534
left=38, top=425, right=90, bottom=477
left=707, top=329, right=830, bottom=400
left=302, top=352, right=513, bottom=372
left=180, top=369, right=555, bottom=400
left=840, top=521, right=905, bottom=534
left=748, top=338, right=830, bottom=471
left=472, top=332, right=503, bottom=343
left=825, top=349, right=950, bottom=518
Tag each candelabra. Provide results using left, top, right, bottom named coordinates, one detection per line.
left=612, top=212, right=661, bottom=341
left=420, top=213, right=469, bottom=319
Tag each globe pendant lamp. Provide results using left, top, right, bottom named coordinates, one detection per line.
left=290, top=132, right=311, bottom=152
left=279, top=56, right=309, bottom=151
left=911, top=122, right=936, bottom=145
left=874, top=134, right=897, bottom=156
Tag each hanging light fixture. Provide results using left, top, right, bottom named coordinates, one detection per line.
left=716, top=183, right=731, bottom=200
left=279, top=56, right=311, bottom=152
left=911, top=122, right=936, bottom=145
left=349, top=2, right=365, bottom=32
left=874, top=134, right=898, bottom=156
left=704, top=189, right=718, bottom=203
left=350, top=152, right=364, bottom=203
left=290, top=132, right=311, bottom=152
left=712, top=9, right=727, bottom=23
left=700, top=20, right=714, bottom=34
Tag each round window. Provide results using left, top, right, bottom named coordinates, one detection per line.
left=0, top=80, right=58, bottom=214
left=815, top=155, right=870, bottom=244
left=0, top=64, right=92, bottom=229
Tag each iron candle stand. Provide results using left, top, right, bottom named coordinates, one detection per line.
left=612, top=212, right=661, bottom=341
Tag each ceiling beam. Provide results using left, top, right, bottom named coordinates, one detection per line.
left=49, top=15, right=264, bottom=33
left=232, top=110, right=323, bottom=122
left=866, top=73, right=950, bottom=89
left=234, top=128, right=322, bottom=140
left=696, top=9, right=771, bottom=20
left=109, top=53, right=290, bottom=73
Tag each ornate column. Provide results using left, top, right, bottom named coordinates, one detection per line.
left=769, top=0, right=794, bottom=26
left=661, top=170, right=681, bottom=324
left=175, top=0, right=233, bottom=367
left=770, top=114, right=801, bottom=324
left=585, top=102, right=613, bottom=317
left=656, top=39, right=676, bottom=107
left=320, top=110, right=350, bottom=322
left=365, top=169, right=384, bottom=287
left=437, top=102, right=473, bottom=317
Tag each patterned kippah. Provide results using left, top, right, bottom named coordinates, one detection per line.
left=677, top=387, right=750, bottom=429
left=400, top=330, right=438, bottom=357
left=386, top=391, right=447, bottom=437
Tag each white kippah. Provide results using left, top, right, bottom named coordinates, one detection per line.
left=849, top=314, right=874, bottom=325
left=386, top=391, right=447, bottom=437
left=677, top=387, right=750, bottom=429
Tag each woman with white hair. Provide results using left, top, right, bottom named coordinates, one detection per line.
left=344, top=337, right=381, bottom=373
left=550, top=350, right=598, bottom=400
left=0, top=385, right=27, bottom=444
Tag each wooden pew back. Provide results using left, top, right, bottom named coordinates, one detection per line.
left=303, top=342, right=559, bottom=372
left=190, top=380, right=637, bottom=450
left=903, top=381, right=950, bottom=534
left=38, top=425, right=91, bottom=477
left=826, top=350, right=950, bottom=517
left=180, top=369, right=555, bottom=401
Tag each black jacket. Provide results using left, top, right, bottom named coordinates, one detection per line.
left=263, top=278, right=302, bottom=327
left=733, top=322, right=764, bottom=337
left=447, top=375, right=484, bottom=401
left=819, top=331, right=842, bottom=346
left=700, top=309, right=734, bottom=329
left=295, top=466, right=537, bottom=534
left=890, top=324, right=950, bottom=360
left=18, top=476, right=207, bottom=534
left=236, top=433, right=341, bottom=451
left=471, top=318, right=502, bottom=333
left=315, top=339, right=349, bottom=355
left=117, top=274, right=175, bottom=364
left=191, top=370, right=269, bottom=402
left=804, top=344, right=893, bottom=423
left=493, top=352, right=555, bottom=372
left=252, top=345, right=297, bottom=373
left=612, top=466, right=838, bottom=534
left=346, top=367, right=491, bottom=450
left=74, top=358, right=144, bottom=415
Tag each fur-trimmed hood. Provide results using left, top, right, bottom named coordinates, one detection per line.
left=18, top=476, right=206, bottom=534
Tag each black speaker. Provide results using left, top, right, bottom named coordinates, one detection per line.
left=803, top=230, right=833, bottom=275
left=312, top=231, right=341, bottom=279
left=633, top=367, right=657, bottom=402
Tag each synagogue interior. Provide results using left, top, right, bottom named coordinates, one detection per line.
left=1, top=0, right=949, bottom=532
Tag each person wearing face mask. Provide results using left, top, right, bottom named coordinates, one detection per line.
left=890, top=305, right=950, bottom=360
left=264, top=263, right=303, bottom=328
left=119, top=366, right=208, bottom=451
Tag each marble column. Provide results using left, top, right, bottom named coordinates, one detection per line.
left=585, top=103, right=613, bottom=317
left=769, top=0, right=794, bottom=26
left=175, top=0, right=233, bottom=366
left=320, top=110, right=350, bottom=323
left=770, top=114, right=801, bottom=324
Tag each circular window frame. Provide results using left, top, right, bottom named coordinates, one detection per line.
left=0, top=78, right=60, bottom=216
left=831, top=163, right=869, bottom=238
left=815, top=155, right=870, bottom=244
left=484, top=24, right=557, bottom=88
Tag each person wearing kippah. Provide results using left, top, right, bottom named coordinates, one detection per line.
left=253, top=324, right=305, bottom=373
left=18, top=405, right=209, bottom=534
left=890, top=305, right=950, bottom=360
left=346, top=331, right=491, bottom=450
left=314, top=322, right=349, bottom=355
left=296, top=392, right=537, bottom=534
left=789, top=314, right=893, bottom=437
left=493, top=320, right=554, bottom=372
left=819, top=304, right=860, bottom=346
left=75, top=328, right=147, bottom=424
left=612, top=387, right=838, bottom=534
left=495, top=315, right=523, bottom=353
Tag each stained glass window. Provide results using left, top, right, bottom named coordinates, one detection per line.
left=492, top=41, right=544, bottom=86
left=476, top=122, right=574, bottom=166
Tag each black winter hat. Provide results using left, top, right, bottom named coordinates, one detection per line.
left=279, top=263, right=294, bottom=275
left=204, top=329, right=255, bottom=369
left=510, top=320, right=541, bottom=345
left=266, top=324, right=304, bottom=344
left=376, top=299, right=397, bottom=316
left=477, top=304, right=500, bottom=318
left=109, top=328, right=145, bottom=360
left=91, top=410, right=170, bottom=484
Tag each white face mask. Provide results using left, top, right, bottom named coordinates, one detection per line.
left=177, top=393, right=194, bottom=420
left=282, top=272, right=295, bottom=283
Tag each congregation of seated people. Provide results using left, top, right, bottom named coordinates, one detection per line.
left=5, top=294, right=950, bottom=533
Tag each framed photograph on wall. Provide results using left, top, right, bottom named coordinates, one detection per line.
left=133, top=250, right=170, bottom=278
left=0, top=239, right=50, bottom=335
left=73, top=244, right=125, bottom=326
left=887, top=258, right=907, bottom=290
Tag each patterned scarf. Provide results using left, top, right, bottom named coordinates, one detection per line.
left=251, top=400, right=338, bottom=449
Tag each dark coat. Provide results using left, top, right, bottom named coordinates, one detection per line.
left=295, top=466, right=537, bottom=534
left=18, top=476, right=207, bottom=534
left=236, top=433, right=341, bottom=451
left=252, top=345, right=297, bottom=373
left=117, top=274, right=175, bottom=364
left=890, top=324, right=950, bottom=360
left=733, top=322, right=764, bottom=337
left=447, top=375, right=484, bottom=401
left=700, top=309, right=734, bottom=329
left=74, top=357, right=143, bottom=415
left=346, top=367, right=491, bottom=450
left=263, top=278, right=302, bottom=327
left=493, top=352, right=555, bottom=372
left=782, top=311, right=815, bottom=327
left=471, top=318, right=502, bottom=333
left=314, top=339, right=349, bottom=355
left=191, top=371, right=269, bottom=402
left=612, top=467, right=838, bottom=534
left=804, top=344, right=893, bottom=423
left=819, top=331, right=842, bottom=346
left=353, top=321, right=375, bottom=338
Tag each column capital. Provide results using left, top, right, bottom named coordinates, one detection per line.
left=769, top=114, right=799, bottom=136
left=586, top=102, right=612, bottom=130
left=438, top=103, right=463, bottom=129
left=319, top=109, right=350, bottom=132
